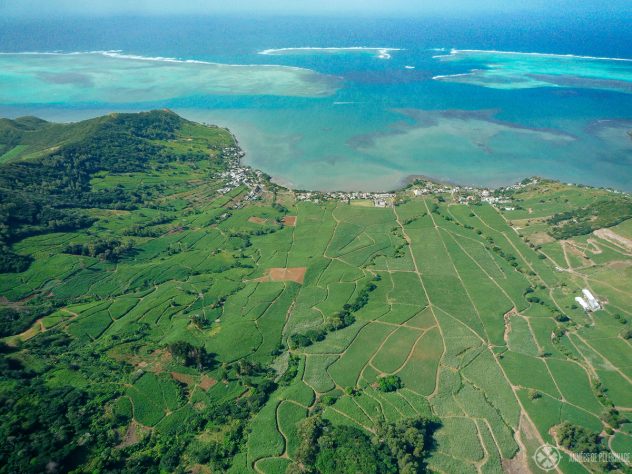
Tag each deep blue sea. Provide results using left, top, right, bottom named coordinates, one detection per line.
left=1, top=13, right=631, bottom=190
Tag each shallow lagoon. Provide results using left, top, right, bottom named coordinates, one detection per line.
left=1, top=17, right=631, bottom=191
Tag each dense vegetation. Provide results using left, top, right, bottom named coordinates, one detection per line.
left=548, top=198, right=632, bottom=239
left=377, top=375, right=403, bottom=393
left=557, top=422, right=605, bottom=454
left=0, top=332, right=126, bottom=473
left=0, top=110, right=190, bottom=272
left=64, top=238, right=135, bottom=262
left=287, top=415, right=439, bottom=474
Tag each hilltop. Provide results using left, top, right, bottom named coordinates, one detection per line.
left=0, top=111, right=631, bottom=473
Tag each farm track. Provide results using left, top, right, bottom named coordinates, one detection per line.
left=414, top=202, right=562, bottom=472
left=6, top=145, right=630, bottom=474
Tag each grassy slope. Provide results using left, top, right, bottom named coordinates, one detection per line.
left=1, top=114, right=631, bottom=473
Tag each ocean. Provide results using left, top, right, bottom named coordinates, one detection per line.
left=0, top=13, right=631, bottom=191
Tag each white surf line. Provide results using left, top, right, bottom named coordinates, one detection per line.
left=431, top=72, right=476, bottom=80
left=100, top=51, right=318, bottom=71
left=0, top=50, right=319, bottom=73
left=435, top=48, right=632, bottom=62
left=258, top=46, right=403, bottom=59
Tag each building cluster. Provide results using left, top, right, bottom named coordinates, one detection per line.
left=408, top=182, right=517, bottom=210
left=295, top=191, right=396, bottom=207
left=502, top=177, right=540, bottom=191
left=410, top=181, right=455, bottom=196
left=575, top=289, right=602, bottom=312
left=216, top=146, right=265, bottom=201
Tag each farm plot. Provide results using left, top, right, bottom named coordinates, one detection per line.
left=328, top=322, right=396, bottom=388
left=254, top=267, right=307, bottom=284
left=371, top=326, right=425, bottom=374
left=395, top=327, right=443, bottom=396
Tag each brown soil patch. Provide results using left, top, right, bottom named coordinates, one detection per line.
left=193, top=401, right=207, bottom=411
left=166, top=226, right=185, bottom=235
left=171, top=372, right=195, bottom=386
left=502, top=447, right=530, bottom=474
left=248, top=216, right=267, bottom=225
left=199, top=375, right=217, bottom=391
left=502, top=413, right=540, bottom=474
left=594, top=228, right=632, bottom=253
left=118, top=420, right=142, bottom=449
left=190, top=464, right=212, bottom=474
left=503, top=308, right=517, bottom=345
left=110, top=348, right=172, bottom=373
left=5, top=319, right=45, bottom=347
left=0, top=293, right=38, bottom=307
left=608, top=260, right=632, bottom=270
left=502, top=450, right=530, bottom=474
left=585, top=239, right=603, bottom=255
left=529, top=232, right=555, bottom=245
left=282, top=216, right=297, bottom=227
left=255, top=267, right=307, bottom=284
left=512, top=216, right=549, bottom=227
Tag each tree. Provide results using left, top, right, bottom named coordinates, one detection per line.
left=375, top=417, right=441, bottom=473
left=557, top=422, right=604, bottom=454
left=288, top=415, right=440, bottom=474
left=377, top=375, right=403, bottom=392
left=167, top=341, right=215, bottom=370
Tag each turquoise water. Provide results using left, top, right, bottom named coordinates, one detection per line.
left=434, top=49, right=632, bottom=93
left=0, top=16, right=631, bottom=191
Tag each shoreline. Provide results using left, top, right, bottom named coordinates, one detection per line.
left=1, top=108, right=630, bottom=197
left=265, top=169, right=631, bottom=197
left=236, top=148, right=631, bottom=197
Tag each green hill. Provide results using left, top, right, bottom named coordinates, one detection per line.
left=0, top=110, right=232, bottom=272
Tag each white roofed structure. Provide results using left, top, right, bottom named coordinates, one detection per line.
left=575, top=297, right=590, bottom=312
left=582, top=289, right=601, bottom=311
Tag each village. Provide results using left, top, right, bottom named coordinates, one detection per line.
left=215, top=156, right=540, bottom=211
left=215, top=146, right=266, bottom=202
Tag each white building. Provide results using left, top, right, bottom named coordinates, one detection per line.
left=575, top=297, right=591, bottom=312
left=582, top=289, right=601, bottom=311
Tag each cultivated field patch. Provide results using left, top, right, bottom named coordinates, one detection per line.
left=255, top=267, right=307, bottom=284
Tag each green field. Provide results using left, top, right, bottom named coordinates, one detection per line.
left=1, top=112, right=631, bottom=473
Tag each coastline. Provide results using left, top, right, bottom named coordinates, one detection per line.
left=237, top=147, right=631, bottom=197
left=1, top=107, right=630, bottom=196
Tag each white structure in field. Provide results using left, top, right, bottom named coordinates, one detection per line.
left=575, top=297, right=591, bottom=312
left=582, top=289, right=601, bottom=311
left=575, top=289, right=601, bottom=312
